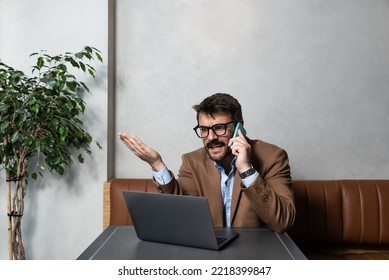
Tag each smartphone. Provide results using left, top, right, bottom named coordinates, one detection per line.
left=231, top=122, right=246, bottom=150
left=232, top=122, right=246, bottom=138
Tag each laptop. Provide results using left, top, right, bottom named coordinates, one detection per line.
left=122, top=191, right=239, bottom=250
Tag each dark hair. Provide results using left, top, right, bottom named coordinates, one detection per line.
left=192, top=93, right=243, bottom=122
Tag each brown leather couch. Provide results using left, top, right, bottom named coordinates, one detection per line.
left=290, top=180, right=389, bottom=260
left=103, top=178, right=389, bottom=260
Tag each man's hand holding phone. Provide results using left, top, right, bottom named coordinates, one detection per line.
left=229, top=123, right=252, bottom=173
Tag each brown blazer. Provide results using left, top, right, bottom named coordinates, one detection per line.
left=155, top=139, right=296, bottom=233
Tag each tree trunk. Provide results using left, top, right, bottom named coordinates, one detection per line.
left=6, top=170, right=12, bottom=260
left=8, top=157, right=28, bottom=260
left=11, top=177, right=26, bottom=260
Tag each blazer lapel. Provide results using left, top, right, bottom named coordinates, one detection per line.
left=230, top=174, right=243, bottom=226
left=205, top=158, right=224, bottom=227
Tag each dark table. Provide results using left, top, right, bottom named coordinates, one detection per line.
left=77, top=226, right=306, bottom=260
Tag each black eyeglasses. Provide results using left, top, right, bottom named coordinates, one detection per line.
left=193, top=121, right=236, bottom=139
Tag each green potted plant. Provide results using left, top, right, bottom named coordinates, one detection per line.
left=0, top=46, right=103, bottom=259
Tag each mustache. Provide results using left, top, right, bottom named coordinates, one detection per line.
left=206, top=140, right=226, bottom=149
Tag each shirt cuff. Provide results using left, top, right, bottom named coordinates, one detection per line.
left=152, top=166, right=172, bottom=185
left=241, top=171, right=258, bottom=188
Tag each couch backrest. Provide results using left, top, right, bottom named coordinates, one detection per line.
left=103, top=178, right=156, bottom=229
left=289, top=180, right=389, bottom=246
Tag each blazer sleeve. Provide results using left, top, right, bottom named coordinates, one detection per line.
left=154, top=151, right=200, bottom=195
left=154, top=169, right=179, bottom=194
left=243, top=147, right=296, bottom=233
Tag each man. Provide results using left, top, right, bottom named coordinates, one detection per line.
left=119, top=93, right=295, bottom=233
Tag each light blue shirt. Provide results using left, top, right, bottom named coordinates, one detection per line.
left=213, top=158, right=258, bottom=226
left=152, top=166, right=172, bottom=185
left=214, top=159, right=236, bottom=227
left=152, top=159, right=258, bottom=227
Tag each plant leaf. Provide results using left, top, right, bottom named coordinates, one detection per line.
left=11, top=131, right=20, bottom=143
left=78, top=154, right=84, bottom=163
left=95, top=52, right=103, bottom=62
left=32, top=103, right=39, bottom=114
left=37, top=57, right=44, bottom=69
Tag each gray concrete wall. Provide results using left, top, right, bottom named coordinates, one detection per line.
left=0, top=0, right=108, bottom=259
left=115, top=0, right=389, bottom=180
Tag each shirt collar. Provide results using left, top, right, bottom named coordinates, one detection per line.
left=214, top=157, right=237, bottom=174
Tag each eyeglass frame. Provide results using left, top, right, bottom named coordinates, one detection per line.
left=193, top=120, right=237, bottom=139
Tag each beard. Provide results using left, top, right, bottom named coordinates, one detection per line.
left=205, top=139, right=231, bottom=162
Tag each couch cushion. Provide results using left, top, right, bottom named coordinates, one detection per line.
left=289, top=180, right=344, bottom=245
left=290, top=180, right=389, bottom=247
left=341, top=180, right=389, bottom=244
left=343, top=252, right=389, bottom=260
